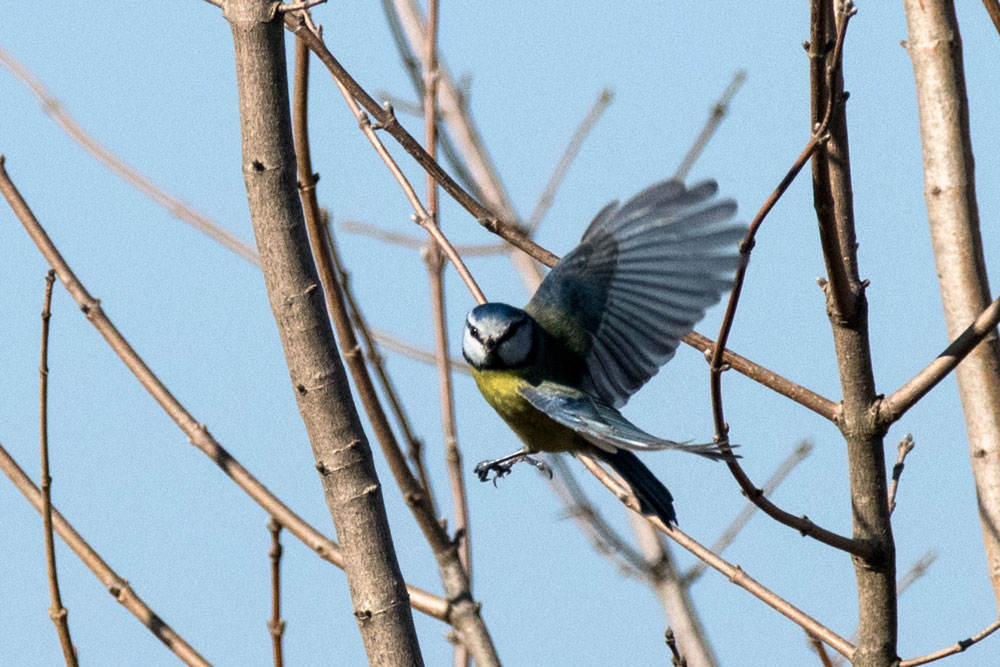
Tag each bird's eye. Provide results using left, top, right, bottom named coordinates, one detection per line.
left=469, top=326, right=479, bottom=340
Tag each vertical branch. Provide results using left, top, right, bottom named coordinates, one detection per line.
left=40, top=270, right=77, bottom=667
left=420, top=0, right=473, bottom=610
left=267, top=519, right=286, bottom=667
left=902, top=0, right=1000, bottom=608
left=809, top=3, right=896, bottom=666
left=287, top=19, right=499, bottom=664
left=223, top=3, right=424, bottom=663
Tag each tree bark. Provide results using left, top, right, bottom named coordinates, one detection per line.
left=223, top=2, right=424, bottom=664
left=902, top=0, right=1000, bottom=608
left=809, top=3, right=897, bottom=665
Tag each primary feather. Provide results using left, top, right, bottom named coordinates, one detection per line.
left=526, top=179, right=744, bottom=408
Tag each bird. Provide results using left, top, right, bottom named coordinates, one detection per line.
left=461, top=178, right=745, bottom=526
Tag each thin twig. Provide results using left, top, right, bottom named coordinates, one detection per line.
left=665, top=627, right=687, bottom=667
left=287, top=14, right=486, bottom=304
left=288, top=36, right=498, bottom=659
left=419, top=5, right=474, bottom=665
left=267, top=519, right=286, bottom=667
left=283, top=12, right=557, bottom=268
left=878, top=296, right=1000, bottom=425
left=897, top=550, right=937, bottom=598
left=39, top=270, right=77, bottom=666
left=373, top=329, right=472, bottom=375
left=706, top=3, right=867, bottom=559
left=325, top=225, right=439, bottom=509
left=808, top=633, right=835, bottom=667
left=887, top=434, right=915, bottom=515
left=898, top=617, right=1000, bottom=667
left=524, top=89, right=613, bottom=234
left=577, top=455, right=855, bottom=660
left=0, top=44, right=259, bottom=266
left=674, top=70, right=747, bottom=182
left=0, top=156, right=450, bottom=622
left=0, top=444, right=211, bottom=666
left=684, top=332, right=838, bottom=421
left=340, top=218, right=509, bottom=256
left=683, top=440, right=814, bottom=584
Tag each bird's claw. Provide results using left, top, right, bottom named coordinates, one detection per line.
left=474, top=454, right=552, bottom=486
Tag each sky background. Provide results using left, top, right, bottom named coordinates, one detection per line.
left=2, top=2, right=999, bottom=665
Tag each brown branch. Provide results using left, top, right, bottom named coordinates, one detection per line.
left=284, top=13, right=558, bottom=268
left=685, top=331, right=837, bottom=421
left=706, top=0, right=867, bottom=560
left=373, top=329, right=472, bottom=375
left=664, top=627, right=687, bottom=667
left=0, top=156, right=450, bottom=623
left=340, top=218, right=509, bottom=256
left=577, top=455, right=855, bottom=660
left=878, top=296, right=1000, bottom=425
left=674, top=70, right=747, bottom=182
left=267, top=519, right=286, bottom=667
left=808, top=633, right=835, bottom=667
left=683, top=440, right=814, bottom=584
left=898, top=617, right=1000, bottom=667
left=323, top=228, right=439, bottom=508
left=289, top=34, right=498, bottom=663
left=983, top=0, right=1000, bottom=36
left=887, top=434, right=915, bottom=515
left=39, top=270, right=77, bottom=667
left=0, top=43, right=259, bottom=266
left=0, top=444, right=211, bottom=667
left=524, top=89, right=613, bottom=233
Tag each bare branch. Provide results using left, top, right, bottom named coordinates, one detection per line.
left=898, top=617, right=1000, bottom=667
left=674, top=70, right=747, bottom=182
left=887, top=434, right=915, bottom=515
left=0, top=156, right=450, bottom=622
left=0, top=444, right=211, bottom=667
left=577, top=455, right=855, bottom=660
left=373, top=329, right=472, bottom=375
left=267, top=519, right=286, bottom=667
left=0, top=44, right=259, bottom=266
left=289, top=34, right=497, bottom=661
left=684, top=440, right=814, bottom=584
left=903, top=0, right=1000, bottom=606
left=706, top=0, right=867, bottom=560
left=284, top=13, right=558, bottom=267
left=39, top=270, right=77, bottom=667
left=878, top=296, right=1000, bottom=425
left=664, top=627, right=687, bottom=667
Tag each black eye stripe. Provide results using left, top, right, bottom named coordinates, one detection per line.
left=496, top=318, right=526, bottom=344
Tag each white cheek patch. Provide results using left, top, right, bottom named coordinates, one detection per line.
left=498, top=322, right=533, bottom=367
left=463, top=325, right=487, bottom=367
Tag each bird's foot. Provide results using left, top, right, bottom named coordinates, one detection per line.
left=474, top=452, right=552, bottom=486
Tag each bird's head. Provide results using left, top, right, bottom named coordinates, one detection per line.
left=463, top=303, right=538, bottom=370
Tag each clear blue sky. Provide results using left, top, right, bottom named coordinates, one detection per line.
left=2, top=2, right=999, bottom=665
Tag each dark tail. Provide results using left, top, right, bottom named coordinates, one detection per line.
left=591, top=448, right=677, bottom=526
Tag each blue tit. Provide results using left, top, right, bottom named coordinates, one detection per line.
left=462, top=179, right=744, bottom=526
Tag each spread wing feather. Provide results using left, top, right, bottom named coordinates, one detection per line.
left=518, top=383, right=726, bottom=459
left=526, top=179, right=744, bottom=407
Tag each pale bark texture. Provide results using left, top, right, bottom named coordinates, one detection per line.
left=903, top=0, right=1000, bottom=608
left=223, top=2, right=424, bottom=664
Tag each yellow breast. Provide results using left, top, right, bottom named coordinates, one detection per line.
left=472, top=369, right=580, bottom=453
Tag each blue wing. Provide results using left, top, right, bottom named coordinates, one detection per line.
left=525, top=179, right=744, bottom=408
left=518, top=382, right=726, bottom=459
